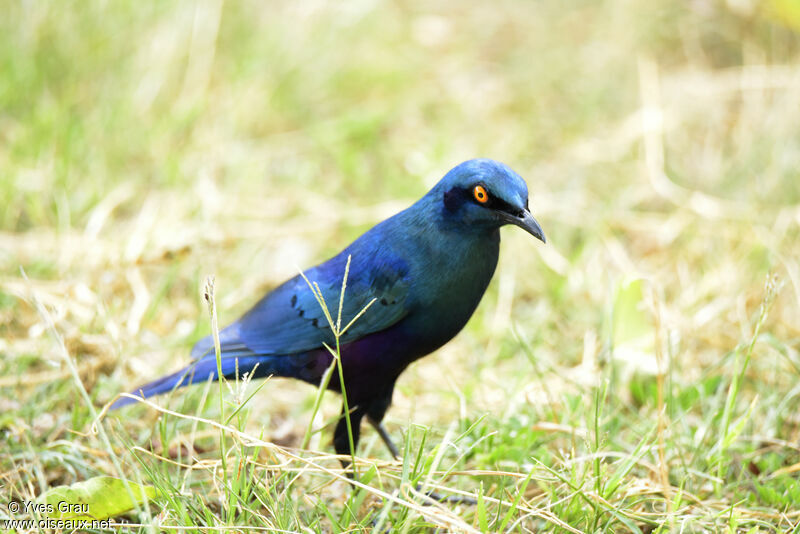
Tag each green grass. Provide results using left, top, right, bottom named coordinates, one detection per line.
left=2, top=1, right=800, bottom=532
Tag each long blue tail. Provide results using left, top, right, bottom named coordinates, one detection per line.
left=110, top=355, right=268, bottom=409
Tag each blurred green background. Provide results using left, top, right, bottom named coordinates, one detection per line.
left=2, top=1, right=800, bottom=531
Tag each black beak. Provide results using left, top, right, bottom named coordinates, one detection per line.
left=500, top=209, right=546, bottom=243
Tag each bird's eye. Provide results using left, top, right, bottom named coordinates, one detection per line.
left=473, top=185, right=489, bottom=204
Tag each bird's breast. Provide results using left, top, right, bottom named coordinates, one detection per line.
left=404, top=230, right=500, bottom=354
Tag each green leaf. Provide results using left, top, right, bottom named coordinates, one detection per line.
left=476, top=481, right=488, bottom=533
left=38, top=476, right=157, bottom=520
left=612, top=277, right=650, bottom=347
left=610, top=277, right=658, bottom=374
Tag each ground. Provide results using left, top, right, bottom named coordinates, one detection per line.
left=1, top=1, right=800, bottom=532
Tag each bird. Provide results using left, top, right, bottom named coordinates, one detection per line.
left=112, top=158, right=545, bottom=462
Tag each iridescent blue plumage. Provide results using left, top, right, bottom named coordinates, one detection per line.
left=112, top=158, right=545, bottom=459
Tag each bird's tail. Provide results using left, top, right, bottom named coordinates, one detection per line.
left=109, top=355, right=267, bottom=410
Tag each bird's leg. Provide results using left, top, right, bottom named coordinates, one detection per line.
left=366, top=416, right=400, bottom=459
left=363, top=387, right=399, bottom=459
left=333, top=404, right=364, bottom=471
left=365, top=415, right=476, bottom=505
left=417, top=489, right=478, bottom=506
left=363, top=393, right=476, bottom=506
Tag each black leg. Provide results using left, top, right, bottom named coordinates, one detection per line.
left=333, top=404, right=364, bottom=468
left=367, top=417, right=400, bottom=459
left=417, top=487, right=477, bottom=506
left=337, top=394, right=476, bottom=506
left=362, top=389, right=476, bottom=506
left=362, top=386, right=398, bottom=458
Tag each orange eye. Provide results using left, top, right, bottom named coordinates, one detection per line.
left=473, top=185, right=489, bottom=204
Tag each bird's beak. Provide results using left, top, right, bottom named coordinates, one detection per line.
left=500, top=209, right=546, bottom=243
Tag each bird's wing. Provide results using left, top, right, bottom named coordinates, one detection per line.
left=191, top=254, right=410, bottom=360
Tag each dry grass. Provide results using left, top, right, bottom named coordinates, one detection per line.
left=2, top=1, right=800, bottom=532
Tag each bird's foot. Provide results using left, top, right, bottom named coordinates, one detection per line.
left=365, top=418, right=476, bottom=505
left=415, top=485, right=477, bottom=506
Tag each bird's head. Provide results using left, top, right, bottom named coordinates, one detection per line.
left=434, top=159, right=546, bottom=243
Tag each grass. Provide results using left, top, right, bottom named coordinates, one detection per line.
left=2, top=1, right=800, bottom=532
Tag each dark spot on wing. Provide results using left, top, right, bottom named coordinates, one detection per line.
left=291, top=294, right=297, bottom=307
left=298, top=309, right=304, bottom=318
left=380, top=298, right=388, bottom=306
left=311, top=318, right=319, bottom=328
